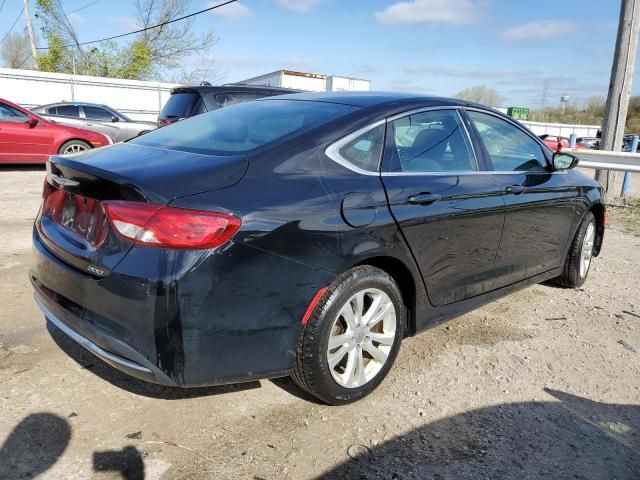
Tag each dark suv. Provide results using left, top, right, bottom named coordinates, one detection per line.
left=158, top=84, right=301, bottom=126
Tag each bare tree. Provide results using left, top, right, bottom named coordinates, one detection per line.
left=454, top=86, right=504, bottom=107
left=1, top=32, right=35, bottom=69
left=135, top=0, right=218, bottom=79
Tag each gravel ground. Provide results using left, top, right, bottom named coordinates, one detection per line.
left=0, top=167, right=638, bottom=480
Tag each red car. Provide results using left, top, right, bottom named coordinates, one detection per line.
left=539, top=134, right=569, bottom=152
left=0, top=98, right=112, bottom=164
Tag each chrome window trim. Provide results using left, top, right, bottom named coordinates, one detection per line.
left=381, top=170, right=567, bottom=177
left=324, top=105, right=566, bottom=177
left=324, top=119, right=386, bottom=176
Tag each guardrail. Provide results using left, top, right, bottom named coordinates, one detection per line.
left=563, top=148, right=640, bottom=173
left=565, top=133, right=639, bottom=198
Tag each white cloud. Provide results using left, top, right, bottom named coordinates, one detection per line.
left=403, top=65, right=541, bottom=79
left=210, top=1, right=253, bottom=20
left=375, top=0, right=485, bottom=26
left=67, top=13, right=84, bottom=25
left=275, top=0, right=322, bottom=12
left=501, top=20, right=577, bottom=42
left=111, top=16, right=138, bottom=31
left=390, top=80, right=434, bottom=92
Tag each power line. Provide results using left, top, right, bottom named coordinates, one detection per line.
left=36, top=0, right=237, bottom=50
left=67, top=0, right=105, bottom=15
left=0, top=0, right=7, bottom=14
left=0, top=9, right=24, bottom=45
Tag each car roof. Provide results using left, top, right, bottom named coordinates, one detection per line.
left=170, top=84, right=302, bottom=94
left=260, top=91, right=477, bottom=109
left=36, top=102, right=113, bottom=109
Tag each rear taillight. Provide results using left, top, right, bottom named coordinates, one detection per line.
left=102, top=201, right=241, bottom=249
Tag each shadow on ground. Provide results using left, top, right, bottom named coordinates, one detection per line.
left=47, top=320, right=262, bottom=400
left=319, top=388, right=639, bottom=479
left=0, top=413, right=71, bottom=479
left=1, top=390, right=637, bottom=479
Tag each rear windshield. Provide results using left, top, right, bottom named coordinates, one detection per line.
left=133, top=99, right=360, bottom=155
left=161, top=92, right=200, bottom=118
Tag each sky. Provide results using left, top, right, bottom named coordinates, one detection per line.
left=0, top=0, right=633, bottom=108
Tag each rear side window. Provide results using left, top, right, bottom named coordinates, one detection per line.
left=161, top=92, right=202, bottom=119
left=56, top=105, right=80, bottom=117
left=468, top=111, right=547, bottom=172
left=133, top=99, right=360, bottom=155
left=83, top=106, right=113, bottom=121
left=337, top=124, right=385, bottom=172
left=387, top=109, right=476, bottom=172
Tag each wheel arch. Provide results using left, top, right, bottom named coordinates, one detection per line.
left=589, top=202, right=605, bottom=256
left=353, top=255, right=418, bottom=336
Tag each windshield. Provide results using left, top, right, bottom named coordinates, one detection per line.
left=133, top=99, right=360, bottom=155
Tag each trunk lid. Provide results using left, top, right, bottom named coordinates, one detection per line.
left=37, top=143, right=248, bottom=276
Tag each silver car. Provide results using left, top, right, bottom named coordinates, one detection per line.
left=32, top=102, right=157, bottom=142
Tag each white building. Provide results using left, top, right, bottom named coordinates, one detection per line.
left=236, top=70, right=370, bottom=92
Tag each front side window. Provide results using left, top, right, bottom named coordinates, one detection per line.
left=468, top=111, right=547, bottom=172
left=0, top=103, right=28, bottom=122
left=56, top=105, right=80, bottom=117
left=133, top=99, right=360, bottom=155
left=83, top=106, right=113, bottom=121
left=387, top=109, right=476, bottom=172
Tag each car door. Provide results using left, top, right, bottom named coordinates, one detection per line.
left=466, top=109, right=580, bottom=287
left=81, top=106, right=122, bottom=142
left=0, top=102, right=52, bottom=163
left=381, top=107, right=505, bottom=306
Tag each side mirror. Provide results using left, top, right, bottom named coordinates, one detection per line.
left=26, top=116, right=39, bottom=127
left=552, top=152, right=579, bottom=171
left=111, top=116, right=119, bottom=122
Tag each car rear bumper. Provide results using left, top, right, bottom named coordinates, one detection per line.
left=30, top=225, right=335, bottom=388
left=34, top=290, right=173, bottom=385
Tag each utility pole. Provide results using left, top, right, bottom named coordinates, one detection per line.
left=22, top=0, right=38, bottom=64
left=539, top=79, right=549, bottom=122
left=596, top=0, right=640, bottom=199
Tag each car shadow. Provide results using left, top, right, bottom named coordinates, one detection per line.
left=0, top=412, right=71, bottom=479
left=0, top=165, right=45, bottom=172
left=47, top=320, right=262, bottom=400
left=318, top=388, right=640, bottom=479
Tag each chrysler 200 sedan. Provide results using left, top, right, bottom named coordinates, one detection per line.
left=30, top=92, right=604, bottom=405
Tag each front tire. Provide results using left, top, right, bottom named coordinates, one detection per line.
left=58, top=140, right=91, bottom=155
left=292, top=266, right=405, bottom=405
left=551, top=212, right=596, bottom=288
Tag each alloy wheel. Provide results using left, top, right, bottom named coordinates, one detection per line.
left=326, top=288, right=396, bottom=388
left=580, top=221, right=595, bottom=278
left=63, top=144, right=88, bottom=154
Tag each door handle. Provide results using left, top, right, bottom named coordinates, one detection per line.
left=505, top=185, right=527, bottom=195
left=407, top=193, right=442, bottom=205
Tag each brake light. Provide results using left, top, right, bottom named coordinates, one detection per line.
left=102, top=201, right=241, bottom=249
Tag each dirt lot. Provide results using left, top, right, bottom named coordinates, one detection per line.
left=0, top=167, right=639, bottom=480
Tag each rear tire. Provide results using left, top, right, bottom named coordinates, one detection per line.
left=58, top=140, right=91, bottom=155
left=292, top=266, right=405, bottom=405
left=551, top=212, right=596, bottom=288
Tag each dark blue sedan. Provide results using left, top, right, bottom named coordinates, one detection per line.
left=30, top=92, right=604, bottom=404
